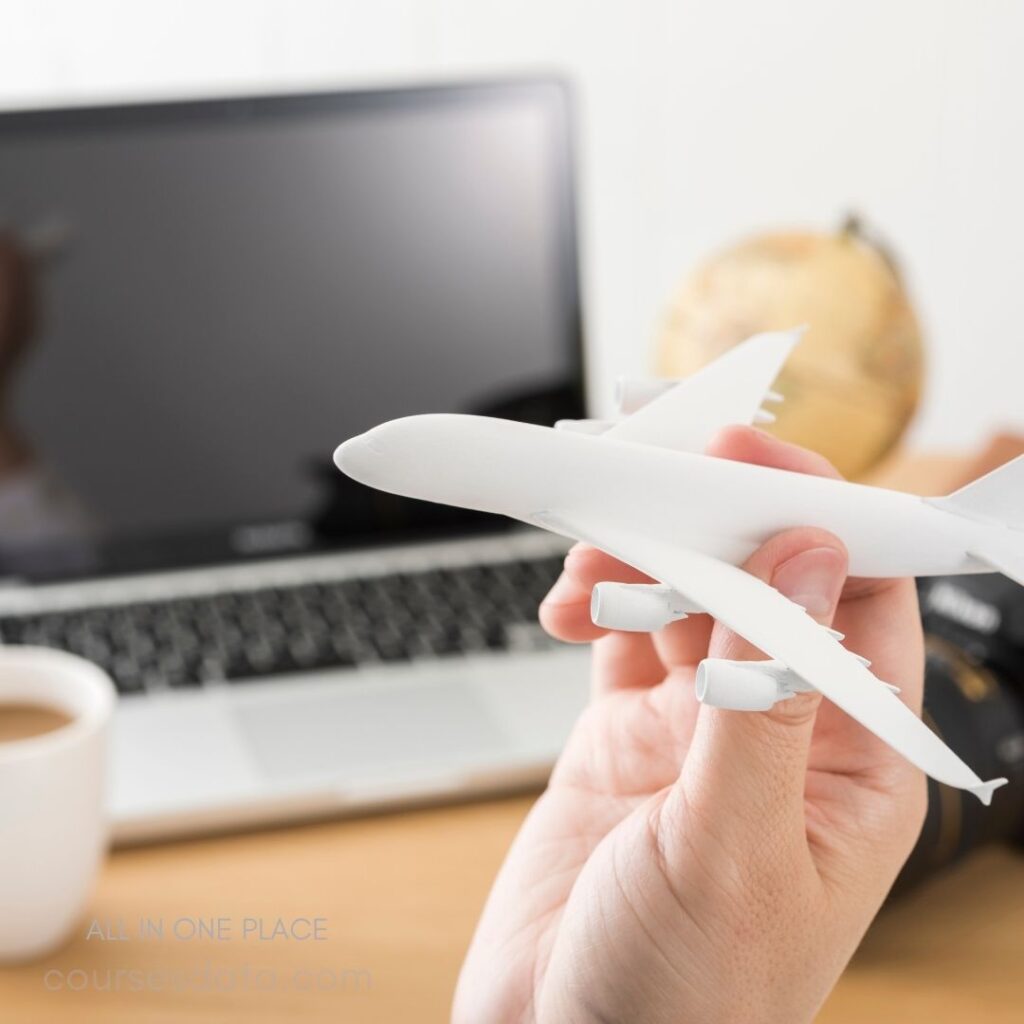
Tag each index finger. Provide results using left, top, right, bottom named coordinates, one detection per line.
left=538, top=545, right=652, bottom=643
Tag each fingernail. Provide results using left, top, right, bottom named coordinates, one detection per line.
left=771, top=547, right=846, bottom=618
left=541, top=572, right=579, bottom=608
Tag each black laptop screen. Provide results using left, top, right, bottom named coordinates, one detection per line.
left=0, top=81, right=583, bottom=580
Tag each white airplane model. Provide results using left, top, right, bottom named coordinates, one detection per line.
left=335, top=328, right=1016, bottom=805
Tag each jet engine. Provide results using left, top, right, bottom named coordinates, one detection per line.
left=590, top=582, right=697, bottom=632
left=614, top=377, right=675, bottom=415
left=694, top=658, right=810, bottom=712
left=555, top=419, right=615, bottom=435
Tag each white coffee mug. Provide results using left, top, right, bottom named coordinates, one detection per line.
left=0, top=646, right=116, bottom=961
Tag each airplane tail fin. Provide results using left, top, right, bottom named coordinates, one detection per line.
left=927, top=454, right=1024, bottom=585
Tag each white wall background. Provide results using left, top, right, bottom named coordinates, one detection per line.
left=3, top=0, right=1022, bottom=451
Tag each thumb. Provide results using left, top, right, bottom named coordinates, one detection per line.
left=677, top=529, right=848, bottom=836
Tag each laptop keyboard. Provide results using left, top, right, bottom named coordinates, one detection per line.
left=0, top=555, right=566, bottom=696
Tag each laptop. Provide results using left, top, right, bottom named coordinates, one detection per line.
left=0, top=78, right=591, bottom=843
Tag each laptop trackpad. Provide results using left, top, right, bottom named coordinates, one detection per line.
left=233, top=675, right=512, bottom=785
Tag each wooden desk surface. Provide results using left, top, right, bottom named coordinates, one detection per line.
left=3, top=446, right=1024, bottom=1022
left=0, top=797, right=1022, bottom=1023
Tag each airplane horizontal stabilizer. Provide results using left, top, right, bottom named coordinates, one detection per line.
left=969, top=541, right=1024, bottom=587
left=928, top=454, right=1024, bottom=529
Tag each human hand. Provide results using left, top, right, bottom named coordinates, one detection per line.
left=453, top=426, right=927, bottom=1024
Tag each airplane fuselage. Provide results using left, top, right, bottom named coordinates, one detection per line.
left=336, top=414, right=998, bottom=581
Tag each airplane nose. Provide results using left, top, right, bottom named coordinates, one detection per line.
left=333, top=433, right=378, bottom=482
left=331, top=413, right=545, bottom=517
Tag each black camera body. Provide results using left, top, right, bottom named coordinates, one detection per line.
left=892, top=575, right=1024, bottom=894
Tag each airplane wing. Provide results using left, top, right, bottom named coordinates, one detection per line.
left=601, top=328, right=801, bottom=454
left=538, top=509, right=1006, bottom=803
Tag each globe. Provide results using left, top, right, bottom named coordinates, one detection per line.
left=654, top=219, right=925, bottom=479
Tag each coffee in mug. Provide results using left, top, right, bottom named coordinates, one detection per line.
left=0, top=702, right=74, bottom=743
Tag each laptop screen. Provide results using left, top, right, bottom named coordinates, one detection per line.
left=0, top=80, right=583, bottom=581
